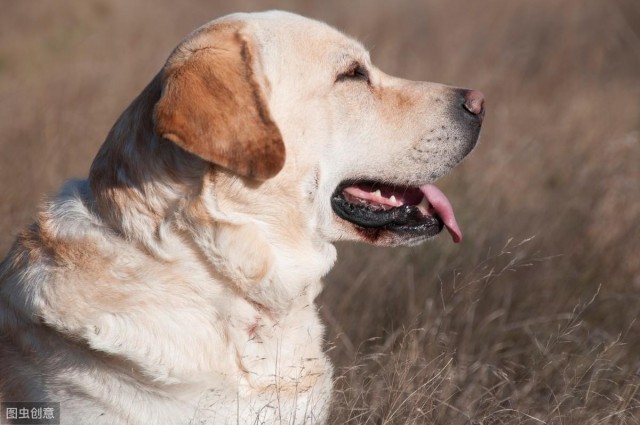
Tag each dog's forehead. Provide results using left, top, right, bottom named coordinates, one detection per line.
left=228, top=11, right=369, bottom=65
left=174, top=11, right=370, bottom=73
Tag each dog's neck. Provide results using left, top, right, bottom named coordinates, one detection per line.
left=87, top=75, right=336, bottom=313
left=89, top=74, right=207, bottom=252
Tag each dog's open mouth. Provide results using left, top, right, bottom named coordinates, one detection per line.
left=331, top=181, right=462, bottom=243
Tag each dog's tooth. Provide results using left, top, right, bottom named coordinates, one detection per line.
left=390, top=195, right=397, bottom=203
left=418, top=196, right=430, bottom=209
left=417, top=196, right=432, bottom=215
left=374, top=189, right=381, bottom=197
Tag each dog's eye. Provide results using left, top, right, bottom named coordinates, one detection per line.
left=336, top=62, right=370, bottom=83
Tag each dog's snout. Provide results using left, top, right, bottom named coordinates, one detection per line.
left=462, top=89, right=485, bottom=119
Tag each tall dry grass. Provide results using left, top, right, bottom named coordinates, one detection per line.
left=1, top=0, right=639, bottom=423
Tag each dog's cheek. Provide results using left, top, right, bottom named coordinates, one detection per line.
left=215, top=223, right=274, bottom=287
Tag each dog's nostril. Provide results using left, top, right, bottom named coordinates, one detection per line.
left=462, top=89, right=485, bottom=117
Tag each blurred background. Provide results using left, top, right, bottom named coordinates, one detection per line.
left=1, top=0, right=638, bottom=423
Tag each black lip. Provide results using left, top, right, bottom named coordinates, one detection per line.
left=330, top=182, right=444, bottom=235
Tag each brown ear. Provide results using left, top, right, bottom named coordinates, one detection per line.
left=153, top=26, right=285, bottom=180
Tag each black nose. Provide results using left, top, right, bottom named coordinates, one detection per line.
left=461, top=89, right=485, bottom=120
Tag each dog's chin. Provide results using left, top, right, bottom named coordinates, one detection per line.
left=330, top=179, right=462, bottom=246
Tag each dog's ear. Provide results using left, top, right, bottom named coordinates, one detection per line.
left=154, top=25, right=285, bottom=180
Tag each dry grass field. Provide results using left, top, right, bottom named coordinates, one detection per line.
left=1, top=0, right=639, bottom=423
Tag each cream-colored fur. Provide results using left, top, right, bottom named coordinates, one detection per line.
left=0, top=11, right=481, bottom=424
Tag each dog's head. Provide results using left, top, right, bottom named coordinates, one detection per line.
left=149, top=11, right=484, bottom=252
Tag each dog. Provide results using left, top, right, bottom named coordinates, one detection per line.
left=0, top=10, right=483, bottom=425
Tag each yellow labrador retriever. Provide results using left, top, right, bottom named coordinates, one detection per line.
left=0, top=11, right=483, bottom=425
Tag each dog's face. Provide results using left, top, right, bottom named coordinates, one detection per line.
left=155, top=11, right=483, bottom=250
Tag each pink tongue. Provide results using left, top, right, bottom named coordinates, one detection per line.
left=420, top=184, right=462, bottom=243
